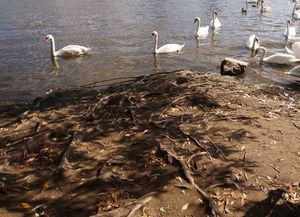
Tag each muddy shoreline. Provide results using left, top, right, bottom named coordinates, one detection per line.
left=0, top=70, right=299, bottom=217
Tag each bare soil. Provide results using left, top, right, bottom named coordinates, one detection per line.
left=0, top=70, right=299, bottom=217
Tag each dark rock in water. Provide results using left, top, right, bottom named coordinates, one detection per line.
left=220, top=57, right=247, bottom=77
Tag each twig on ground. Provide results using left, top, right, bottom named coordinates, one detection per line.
left=159, top=95, right=190, bottom=117
left=187, top=151, right=209, bottom=171
left=179, top=128, right=213, bottom=161
left=206, top=137, right=228, bottom=160
left=243, top=150, right=247, bottom=163
left=127, top=106, right=140, bottom=124
left=127, top=192, right=156, bottom=217
left=158, top=143, right=220, bottom=217
left=292, top=122, right=300, bottom=130
left=90, top=192, right=155, bottom=217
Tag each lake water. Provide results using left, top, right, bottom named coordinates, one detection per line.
left=0, top=0, right=299, bottom=104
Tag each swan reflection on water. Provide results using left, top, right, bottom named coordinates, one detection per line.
left=195, top=34, right=209, bottom=48
left=51, top=56, right=60, bottom=69
left=153, top=54, right=159, bottom=72
left=211, top=30, right=217, bottom=45
left=195, top=36, right=200, bottom=48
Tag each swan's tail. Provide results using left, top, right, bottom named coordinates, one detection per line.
left=288, top=58, right=300, bottom=63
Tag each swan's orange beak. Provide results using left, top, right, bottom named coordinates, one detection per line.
left=44, top=37, right=48, bottom=43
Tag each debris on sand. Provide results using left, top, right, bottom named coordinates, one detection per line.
left=0, top=70, right=299, bottom=217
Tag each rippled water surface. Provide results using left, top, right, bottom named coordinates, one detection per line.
left=0, top=0, right=299, bottom=104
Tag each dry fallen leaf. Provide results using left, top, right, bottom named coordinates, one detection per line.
left=224, top=197, right=231, bottom=214
left=240, top=193, right=247, bottom=205
left=160, top=162, right=167, bottom=168
left=159, top=207, right=166, bottom=212
left=21, top=202, right=32, bottom=209
left=142, top=206, right=148, bottom=217
left=176, top=176, right=183, bottom=183
left=42, top=183, right=50, bottom=191
left=181, top=203, right=189, bottom=211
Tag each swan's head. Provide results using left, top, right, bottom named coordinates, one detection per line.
left=251, top=37, right=260, bottom=56
left=214, top=10, right=218, bottom=16
left=152, top=31, right=158, bottom=37
left=287, top=19, right=293, bottom=26
left=253, top=37, right=259, bottom=46
left=45, top=35, right=54, bottom=43
left=194, top=17, right=200, bottom=23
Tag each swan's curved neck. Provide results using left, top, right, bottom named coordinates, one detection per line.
left=293, top=0, right=297, bottom=13
left=287, top=22, right=290, bottom=36
left=153, top=35, right=158, bottom=54
left=259, top=47, right=266, bottom=65
left=213, top=13, right=216, bottom=27
left=196, top=20, right=200, bottom=33
left=251, top=39, right=257, bottom=51
left=50, top=37, right=56, bottom=56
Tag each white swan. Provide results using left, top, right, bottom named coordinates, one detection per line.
left=246, top=34, right=260, bottom=50
left=292, top=0, right=300, bottom=19
left=45, top=35, right=91, bottom=58
left=255, top=46, right=300, bottom=65
left=194, top=17, right=209, bottom=37
left=210, top=10, right=221, bottom=29
left=152, top=31, right=185, bottom=54
left=284, top=20, right=296, bottom=37
left=285, top=42, right=300, bottom=58
left=260, top=0, right=270, bottom=12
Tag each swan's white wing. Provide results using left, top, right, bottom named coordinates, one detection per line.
left=293, top=11, right=300, bottom=19
left=288, top=58, right=300, bottom=63
left=291, top=42, right=300, bottom=58
left=285, top=26, right=296, bottom=36
left=214, top=17, right=221, bottom=28
left=264, top=53, right=297, bottom=64
left=56, top=45, right=91, bottom=57
left=157, top=44, right=185, bottom=53
left=247, top=0, right=258, bottom=3
left=198, top=26, right=209, bottom=36
left=246, top=34, right=259, bottom=49
left=246, top=34, right=255, bottom=48
left=210, top=17, right=221, bottom=29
